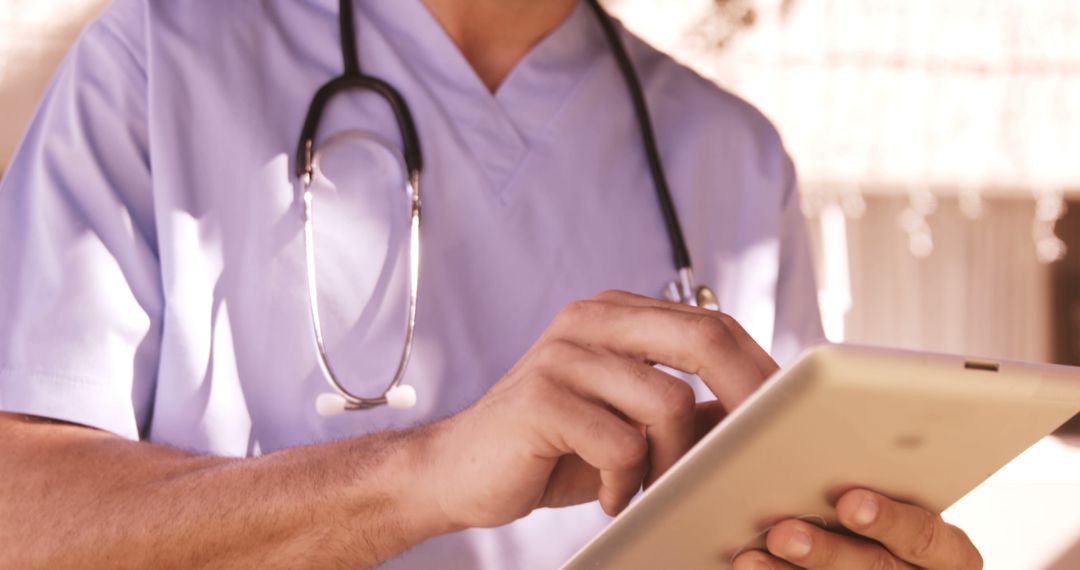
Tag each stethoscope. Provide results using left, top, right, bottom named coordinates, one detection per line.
left=297, top=0, right=719, bottom=417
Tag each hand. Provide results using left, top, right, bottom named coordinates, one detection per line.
left=419, top=290, right=778, bottom=530
left=732, top=489, right=983, bottom=569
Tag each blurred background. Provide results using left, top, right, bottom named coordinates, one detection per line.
left=1, top=0, right=1079, bottom=567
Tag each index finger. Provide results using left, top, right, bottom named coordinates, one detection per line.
left=547, top=293, right=774, bottom=409
left=593, top=290, right=778, bottom=378
left=836, top=489, right=983, bottom=569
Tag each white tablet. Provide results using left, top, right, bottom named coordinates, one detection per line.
left=562, top=343, right=1080, bottom=569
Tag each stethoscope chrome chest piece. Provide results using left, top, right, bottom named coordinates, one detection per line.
left=297, top=0, right=718, bottom=416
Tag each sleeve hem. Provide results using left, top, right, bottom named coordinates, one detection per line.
left=0, top=369, right=141, bottom=440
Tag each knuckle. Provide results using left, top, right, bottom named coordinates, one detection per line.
left=692, top=314, right=736, bottom=349
left=593, top=289, right=629, bottom=302
left=559, top=300, right=597, bottom=323
left=540, top=338, right=582, bottom=363
left=518, top=361, right=568, bottom=399
left=557, top=297, right=609, bottom=326
left=611, top=431, right=648, bottom=469
left=518, top=373, right=553, bottom=404
left=868, top=550, right=904, bottom=570
left=656, top=379, right=696, bottom=421
left=950, top=526, right=983, bottom=570
left=811, top=530, right=842, bottom=568
left=714, top=311, right=739, bottom=329
left=910, top=510, right=941, bottom=560
left=582, top=416, right=609, bottom=442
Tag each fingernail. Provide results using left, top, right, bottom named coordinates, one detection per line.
left=778, top=526, right=812, bottom=558
left=852, top=494, right=879, bottom=527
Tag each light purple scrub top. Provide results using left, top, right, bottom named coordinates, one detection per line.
left=0, top=0, right=824, bottom=567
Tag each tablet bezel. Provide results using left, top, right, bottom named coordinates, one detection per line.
left=561, top=343, right=1080, bottom=569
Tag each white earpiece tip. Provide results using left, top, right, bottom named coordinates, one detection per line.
left=385, top=384, right=417, bottom=410
left=316, top=393, right=348, bottom=417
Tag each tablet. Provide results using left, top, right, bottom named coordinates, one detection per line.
left=562, top=343, right=1080, bottom=569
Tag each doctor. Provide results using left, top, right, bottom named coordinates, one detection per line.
left=0, top=0, right=981, bottom=568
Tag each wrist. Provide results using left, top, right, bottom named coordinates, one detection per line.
left=396, top=423, right=464, bottom=539
left=346, top=423, right=462, bottom=544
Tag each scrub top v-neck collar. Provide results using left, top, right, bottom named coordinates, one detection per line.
left=361, top=0, right=604, bottom=195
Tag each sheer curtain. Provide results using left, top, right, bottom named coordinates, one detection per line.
left=805, top=194, right=1053, bottom=362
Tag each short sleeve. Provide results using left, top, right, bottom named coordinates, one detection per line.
left=770, top=155, right=825, bottom=366
left=0, top=1, right=160, bottom=440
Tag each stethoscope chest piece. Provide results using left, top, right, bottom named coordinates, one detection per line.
left=316, top=385, right=418, bottom=417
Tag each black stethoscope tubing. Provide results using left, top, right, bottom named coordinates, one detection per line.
left=297, top=0, right=710, bottom=415
left=296, top=0, right=691, bottom=273
left=582, top=0, right=692, bottom=271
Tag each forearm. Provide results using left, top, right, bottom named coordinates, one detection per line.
left=0, top=414, right=452, bottom=569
